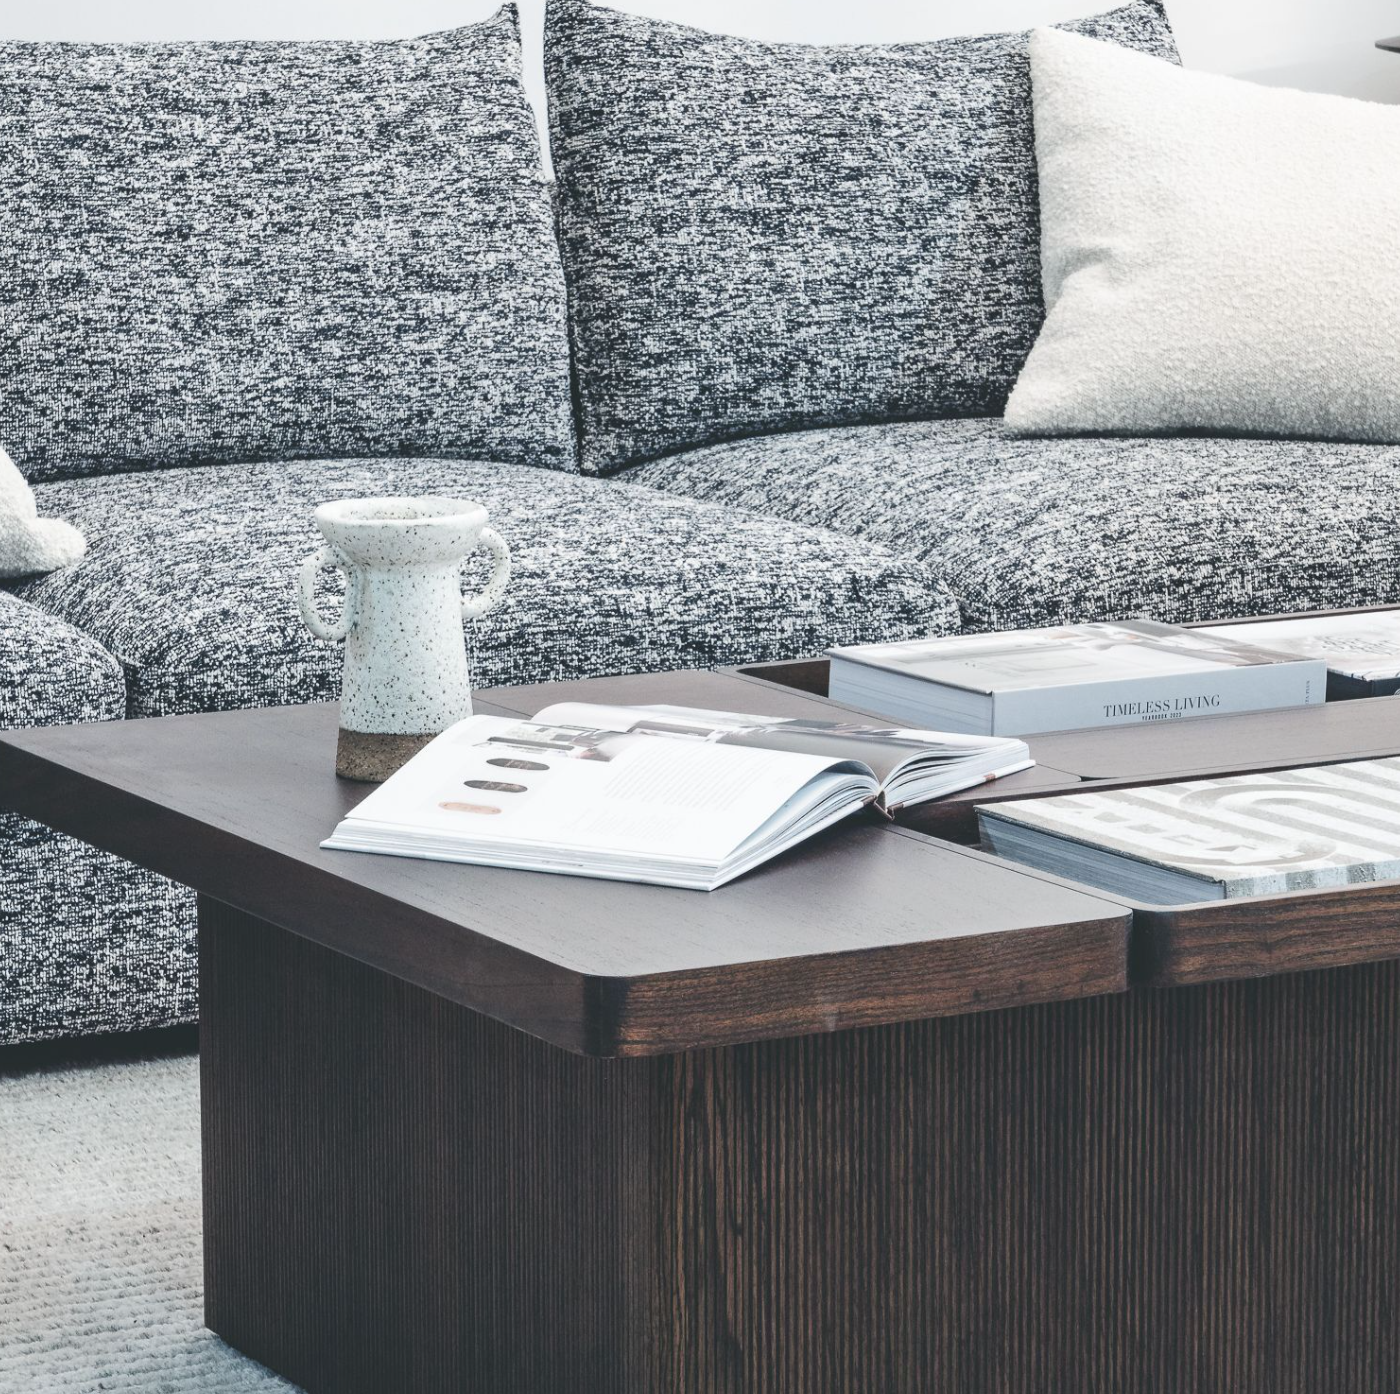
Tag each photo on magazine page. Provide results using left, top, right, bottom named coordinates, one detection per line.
left=531, top=702, right=1003, bottom=783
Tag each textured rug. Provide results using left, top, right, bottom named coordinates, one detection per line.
left=0, top=1044, right=300, bottom=1392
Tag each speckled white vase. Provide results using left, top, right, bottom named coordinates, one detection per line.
left=296, top=496, right=511, bottom=781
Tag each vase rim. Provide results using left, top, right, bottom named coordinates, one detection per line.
left=315, top=495, right=488, bottom=531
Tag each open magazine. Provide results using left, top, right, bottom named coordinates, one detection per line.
left=322, top=702, right=1033, bottom=891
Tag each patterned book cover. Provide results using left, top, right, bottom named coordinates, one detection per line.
left=980, top=757, right=1400, bottom=898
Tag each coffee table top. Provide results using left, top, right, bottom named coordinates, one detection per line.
left=8, top=664, right=1400, bottom=1055
left=0, top=670, right=1130, bottom=1056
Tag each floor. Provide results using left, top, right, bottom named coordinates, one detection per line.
left=0, top=1028, right=299, bottom=1393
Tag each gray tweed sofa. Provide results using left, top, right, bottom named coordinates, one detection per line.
left=4, top=0, right=1399, bottom=1044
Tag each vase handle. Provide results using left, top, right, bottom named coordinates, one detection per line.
left=297, top=545, right=358, bottom=642
left=461, top=527, right=511, bottom=621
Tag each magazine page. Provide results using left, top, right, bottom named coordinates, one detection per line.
left=532, top=701, right=1004, bottom=785
left=326, top=714, right=878, bottom=869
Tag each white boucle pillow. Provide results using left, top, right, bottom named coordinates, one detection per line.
left=0, top=446, right=85, bottom=578
left=1005, top=28, right=1400, bottom=442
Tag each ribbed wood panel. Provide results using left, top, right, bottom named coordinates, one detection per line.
left=201, top=897, right=1400, bottom=1394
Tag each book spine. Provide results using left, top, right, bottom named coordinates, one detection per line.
left=992, top=661, right=1327, bottom=735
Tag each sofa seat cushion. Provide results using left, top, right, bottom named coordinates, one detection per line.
left=0, top=811, right=195, bottom=1044
left=0, top=590, right=126, bottom=728
left=627, top=418, right=1400, bottom=631
left=13, top=459, right=952, bottom=718
left=0, top=584, right=191, bottom=1046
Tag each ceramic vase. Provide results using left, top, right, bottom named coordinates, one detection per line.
left=296, top=496, right=511, bottom=781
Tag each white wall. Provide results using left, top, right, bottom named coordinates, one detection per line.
left=3, top=0, right=1398, bottom=121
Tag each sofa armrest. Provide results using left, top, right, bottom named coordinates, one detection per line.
left=0, top=590, right=126, bottom=730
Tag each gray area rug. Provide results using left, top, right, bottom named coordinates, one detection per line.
left=0, top=1049, right=300, bottom=1392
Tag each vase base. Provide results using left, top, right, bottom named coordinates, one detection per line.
left=336, top=728, right=436, bottom=783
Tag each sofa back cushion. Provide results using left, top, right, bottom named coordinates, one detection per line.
left=1005, top=28, right=1400, bottom=444
left=0, top=6, right=576, bottom=482
left=545, top=0, right=1178, bottom=475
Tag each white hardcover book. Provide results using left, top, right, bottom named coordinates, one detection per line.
left=978, top=757, right=1400, bottom=904
left=827, top=620, right=1327, bottom=736
left=1207, top=611, right=1400, bottom=698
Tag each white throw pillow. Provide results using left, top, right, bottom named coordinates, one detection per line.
left=1005, top=28, right=1400, bottom=443
left=0, top=446, right=85, bottom=578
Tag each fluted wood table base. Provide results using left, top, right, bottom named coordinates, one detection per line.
left=200, top=897, right=1400, bottom=1394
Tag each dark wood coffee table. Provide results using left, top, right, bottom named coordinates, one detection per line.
left=3, top=668, right=1399, bottom=1393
